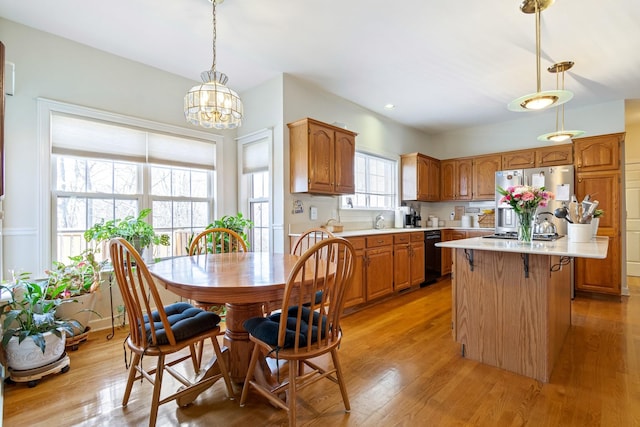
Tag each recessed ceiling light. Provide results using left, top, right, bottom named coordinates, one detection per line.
left=384, top=104, right=395, bottom=110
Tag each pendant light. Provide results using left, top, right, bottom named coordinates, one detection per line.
left=508, top=0, right=573, bottom=112
left=184, top=0, right=243, bottom=129
left=537, top=61, right=585, bottom=142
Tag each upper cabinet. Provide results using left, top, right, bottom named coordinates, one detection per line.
left=288, top=118, right=357, bottom=195
left=574, top=133, right=622, bottom=172
left=441, top=158, right=472, bottom=201
left=400, top=153, right=440, bottom=201
left=502, top=144, right=573, bottom=169
left=472, top=154, right=502, bottom=200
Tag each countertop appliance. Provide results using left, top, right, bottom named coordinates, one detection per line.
left=495, top=165, right=574, bottom=236
left=424, top=230, right=441, bottom=285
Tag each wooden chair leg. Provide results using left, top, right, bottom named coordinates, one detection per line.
left=210, top=335, right=235, bottom=399
left=189, top=343, right=201, bottom=372
left=122, top=352, right=141, bottom=406
left=149, top=354, right=165, bottom=427
left=288, top=360, right=297, bottom=427
left=240, top=343, right=262, bottom=406
left=331, top=349, right=350, bottom=412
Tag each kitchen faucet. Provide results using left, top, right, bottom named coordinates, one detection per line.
left=374, top=213, right=385, bottom=229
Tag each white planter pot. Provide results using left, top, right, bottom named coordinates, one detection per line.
left=5, top=331, right=66, bottom=370
left=591, top=217, right=600, bottom=237
left=54, top=292, right=98, bottom=335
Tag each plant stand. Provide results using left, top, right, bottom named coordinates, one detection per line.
left=66, top=327, right=91, bottom=351
left=5, top=353, right=70, bottom=388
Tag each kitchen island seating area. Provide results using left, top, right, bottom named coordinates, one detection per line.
left=109, top=237, right=235, bottom=427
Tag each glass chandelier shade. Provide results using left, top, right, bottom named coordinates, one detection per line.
left=537, top=61, right=584, bottom=142
left=184, top=0, right=243, bottom=129
left=508, top=0, right=573, bottom=112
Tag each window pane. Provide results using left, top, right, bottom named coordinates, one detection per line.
left=56, top=157, right=87, bottom=192
left=87, top=160, right=113, bottom=193
left=151, top=166, right=172, bottom=197
left=192, top=170, right=208, bottom=198
left=192, top=202, right=209, bottom=227
left=114, top=162, right=138, bottom=194
left=342, top=152, right=396, bottom=209
left=152, top=201, right=173, bottom=229
left=172, top=169, right=191, bottom=197
left=173, top=201, right=192, bottom=228
left=57, top=197, right=86, bottom=231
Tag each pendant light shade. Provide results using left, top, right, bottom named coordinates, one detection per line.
left=537, top=61, right=584, bottom=142
left=508, top=0, right=573, bottom=112
left=184, top=0, right=243, bottom=129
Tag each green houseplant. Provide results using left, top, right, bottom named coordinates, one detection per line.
left=1, top=271, right=79, bottom=370
left=84, top=208, right=170, bottom=253
left=185, top=213, right=254, bottom=254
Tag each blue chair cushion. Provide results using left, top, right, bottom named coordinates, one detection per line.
left=243, top=306, right=326, bottom=349
left=142, top=302, right=221, bottom=345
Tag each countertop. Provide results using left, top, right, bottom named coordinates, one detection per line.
left=436, top=236, right=609, bottom=259
left=289, top=227, right=494, bottom=238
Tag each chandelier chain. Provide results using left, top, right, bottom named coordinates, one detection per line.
left=211, top=0, right=217, bottom=72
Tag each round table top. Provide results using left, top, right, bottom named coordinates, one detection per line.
left=148, top=252, right=301, bottom=304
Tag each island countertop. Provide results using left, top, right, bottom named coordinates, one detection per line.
left=436, top=236, right=609, bottom=259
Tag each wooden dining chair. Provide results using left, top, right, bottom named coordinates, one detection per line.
left=188, top=227, right=248, bottom=255
left=240, top=237, right=356, bottom=426
left=290, top=227, right=334, bottom=256
left=109, top=238, right=234, bottom=427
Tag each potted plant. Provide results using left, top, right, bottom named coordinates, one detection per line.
left=44, top=248, right=106, bottom=336
left=84, top=208, right=170, bottom=254
left=184, top=213, right=254, bottom=254
left=1, top=271, right=79, bottom=370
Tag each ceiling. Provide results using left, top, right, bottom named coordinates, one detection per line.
left=2, top=0, right=640, bottom=134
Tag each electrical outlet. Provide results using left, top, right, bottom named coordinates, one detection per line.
left=310, top=206, right=318, bottom=220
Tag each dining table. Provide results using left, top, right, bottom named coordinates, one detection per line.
left=148, top=251, right=301, bottom=391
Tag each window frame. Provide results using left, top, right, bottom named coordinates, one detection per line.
left=341, top=151, right=398, bottom=210
left=38, top=98, right=223, bottom=270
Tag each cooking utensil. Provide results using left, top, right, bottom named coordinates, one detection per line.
left=554, top=207, right=573, bottom=223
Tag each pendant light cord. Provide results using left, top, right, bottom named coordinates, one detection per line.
left=211, top=0, right=217, bottom=72
left=535, top=0, right=541, bottom=93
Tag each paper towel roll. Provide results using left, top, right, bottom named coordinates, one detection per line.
left=461, top=215, right=472, bottom=228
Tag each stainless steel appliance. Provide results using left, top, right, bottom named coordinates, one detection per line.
left=495, top=165, right=575, bottom=236
left=424, top=230, right=441, bottom=285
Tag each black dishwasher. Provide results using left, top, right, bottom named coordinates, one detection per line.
left=423, top=230, right=441, bottom=285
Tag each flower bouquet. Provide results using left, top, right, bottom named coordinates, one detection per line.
left=497, top=185, right=555, bottom=242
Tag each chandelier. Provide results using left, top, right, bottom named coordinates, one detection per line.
left=184, top=0, right=243, bottom=129
left=508, top=0, right=572, bottom=112
left=537, top=61, right=584, bottom=142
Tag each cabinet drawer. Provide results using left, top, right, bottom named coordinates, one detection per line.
left=366, top=235, right=393, bottom=248
left=410, top=232, right=424, bottom=242
left=347, top=237, right=365, bottom=250
left=393, top=234, right=411, bottom=244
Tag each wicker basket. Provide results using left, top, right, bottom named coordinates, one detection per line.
left=477, top=214, right=495, bottom=228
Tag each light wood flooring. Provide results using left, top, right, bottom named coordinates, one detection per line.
left=3, top=277, right=640, bottom=426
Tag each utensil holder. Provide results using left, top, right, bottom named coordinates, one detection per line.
left=567, top=223, right=592, bottom=242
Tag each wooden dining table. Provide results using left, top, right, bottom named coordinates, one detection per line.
left=148, top=252, right=301, bottom=386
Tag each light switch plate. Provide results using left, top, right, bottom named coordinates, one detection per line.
left=310, top=206, right=318, bottom=220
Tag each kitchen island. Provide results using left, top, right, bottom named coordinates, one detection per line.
left=437, top=236, right=609, bottom=382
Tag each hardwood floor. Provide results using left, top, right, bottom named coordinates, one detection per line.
left=4, top=277, right=640, bottom=426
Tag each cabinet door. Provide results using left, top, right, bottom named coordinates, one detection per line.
left=536, top=144, right=573, bottom=167
left=416, top=155, right=431, bottom=200
left=574, top=133, right=622, bottom=172
left=393, top=243, right=411, bottom=291
left=457, top=159, right=473, bottom=200
left=365, top=246, right=394, bottom=300
left=343, top=238, right=365, bottom=308
left=575, top=170, right=621, bottom=294
left=440, top=160, right=456, bottom=201
left=428, top=158, right=441, bottom=201
left=334, top=130, right=356, bottom=194
left=473, top=155, right=501, bottom=200
left=410, top=240, right=425, bottom=286
left=307, top=122, right=335, bottom=193
left=502, top=150, right=535, bottom=169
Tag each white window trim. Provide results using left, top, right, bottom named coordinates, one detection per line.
left=236, top=128, right=273, bottom=254
left=37, top=98, right=223, bottom=272
left=340, top=150, right=399, bottom=211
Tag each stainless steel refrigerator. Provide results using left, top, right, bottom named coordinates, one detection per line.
left=495, top=165, right=575, bottom=236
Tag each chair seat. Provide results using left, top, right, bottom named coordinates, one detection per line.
left=243, top=306, right=326, bottom=349
left=143, top=302, right=221, bottom=346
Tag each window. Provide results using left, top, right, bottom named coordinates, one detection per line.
left=341, top=152, right=396, bottom=209
left=50, top=109, right=217, bottom=262
left=238, top=131, right=272, bottom=253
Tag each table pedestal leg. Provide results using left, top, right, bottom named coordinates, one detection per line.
left=224, top=302, right=264, bottom=383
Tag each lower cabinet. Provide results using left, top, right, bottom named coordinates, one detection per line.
left=410, top=232, right=426, bottom=286
left=441, top=230, right=468, bottom=275
left=343, top=237, right=366, bottom=308
left=365, top=235, right=394, bottom=300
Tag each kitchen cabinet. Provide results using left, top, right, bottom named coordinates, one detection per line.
left=288, top=118, right=357, bottom=195
left=393, top=232, right=425, bottom=291
left=441, top=230, right=468, bottom=275
left=401, top=153, right=440, bottom=201
left=575, top=168, right=622, bottom=295
left=440, top=158, right=472, bottom=201
left=343, top=237, right=366, bottom=308
left=502, top=150, right=535, bottom=169
left=364, top=235, right=394, bottom=300
left=472, top=154, right=502, bottom=200
left=574, top=133, right=621, bottom=172
left=536, top=144, right=573, bottom=167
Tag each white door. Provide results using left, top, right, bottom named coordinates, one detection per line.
left=626, top=163, right=640, bottom=276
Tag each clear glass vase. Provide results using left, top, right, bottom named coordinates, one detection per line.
left=517, top=209, right=536, bottom=243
